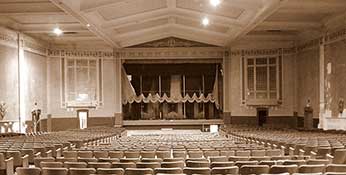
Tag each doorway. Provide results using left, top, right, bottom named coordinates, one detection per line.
left=257, top=108, right=268, bottom=127
left=77, top=109, right=88, bottom=129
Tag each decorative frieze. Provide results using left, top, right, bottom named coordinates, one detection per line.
left=48, top=49, right=114, bottom=59
left=128, top=37, right=218, bottom=48
left=118, top=47, right=225, bottom=59
left=23, top=35, right=47, bottom=56
left=0, top=28, right=17, bottom=48
left=325, top=28, right=346, bottom=44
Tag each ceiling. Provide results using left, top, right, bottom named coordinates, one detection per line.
left=0, top=0, right=345, bottom=48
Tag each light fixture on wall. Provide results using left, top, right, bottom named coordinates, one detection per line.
left=53, top=27, right=63, bottom=36
left=202, top=17, right=210, bottom=26
left=210, top=0, right=221, bottom=7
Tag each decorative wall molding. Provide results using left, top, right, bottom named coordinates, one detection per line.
left=48, top=49, right=114, bottom=59
left=0, top=27, right=48, bottom=55
left=325, top=28, right=346, bottom=44
left=231, top=47, right=296, bottom=57
left=117, top=47, right=225, bottom=59
left=23, top=35, right=47, bottom=56
left=128, top=37, right=218, bottom=48
left=0, top=27, right=18, bottom=48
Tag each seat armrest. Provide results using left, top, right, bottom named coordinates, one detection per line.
left=5, top=157, right=13, bottom=175
left=21, top=155, right=29, bottom=168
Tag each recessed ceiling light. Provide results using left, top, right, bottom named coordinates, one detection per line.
left=202, top=17, right=209, bottom=26
left=210, top=0, right=221, bottom=7
left=53, top=27, right=63, bottom=36
left=86, top=24, right=90, bottom=27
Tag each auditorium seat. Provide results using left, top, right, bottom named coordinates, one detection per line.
left=239, top=165, right=270, bottom=175
left=156, top=151, right=171, bottom=159
left=41, top=167, right=68, bottom=175
left=183, top=167, right=210, bottom=175
left=87, top=162, right=112, bottom=169
left=124, top=151, right=140, bottom=158
left=186, top=160, right=210, bottom=168
left=111, top=162, right=136, bottom=169
left=64, top=161, right=88, bottom=168
left=96, top=168, right=124, bottom=175
left=172, top=151, right=186, bottom=159
left=78, top=151, right=93, bottom=158
left=136, top=162, right=161, bottom=169
left=69, top=168, right=96, bottom=175
left=161, top=161, right=184, bottom=168
left=209, top=156, right=228, bottom=162
left=270, top=165, right=299, bottom=174
left=210, top=161, right=235, bottom=168
left=326, top=164, right=346, bottom=173
left=235, top=160, right=258, bottom=168
left=93, top=151, right=109, bottom=159
left=16, top=167, right=41, bottom=175
left=298, top=165, right=326, bottom=173
left=154, top=167, right=183, bottom=174
left=187, top=151, right=203, bottom=158
left=109, top=151, right=124, bottom=159
left=211, top=166, right=238, bottom=175
left=125, top=167, right=154, bottom=175
left=141, top=158, right=163, bottom=163
left=34, top=157, right=55, bottom=168
left=332, top=149, right=346, bottom=164
left=40, top=161, right=63, bottom=168
left=306, top=159, right=330, bottom=165
left=140, top=151, right=156, bottom=158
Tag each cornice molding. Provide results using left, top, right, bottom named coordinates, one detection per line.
left=117, top=47, right=225, bottom=59
left=48, top=49, right=114, bottom=59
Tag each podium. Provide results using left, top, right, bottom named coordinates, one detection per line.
left=304, top=107, right=313, bottom=129
left=114, top=113, right=123, bottom=127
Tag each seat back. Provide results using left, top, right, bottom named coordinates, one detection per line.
left=211, top=166, right=238, bottom=175
left=183, top=167, right=210, bottom=175
left=41, top=161, right=63, bottom=168
left=69, top=168, right=96, bottom=175
left=270, top=165, right=298, bottom=174
left=41, top=167, right=68, bottom=175
left=136, top=162, right=160, bottom=169
left=154, top=167, right=183, bottom=174
left=96, top=168, right=124, bottom=175
left=299, top=165, right=326, bottom=173
left=16, top=167, right=41, bottom=175
left=240, top=165, right=270, bottom=175
left=125, top=168, right=154, bottom=175
left=64, top=161, right=87, bottom=168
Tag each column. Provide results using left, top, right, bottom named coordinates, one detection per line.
left=114, top=51, right=123, bottom=127
left=223, top=49, right=231, bottom=124
left=318, top=37, right=325, bottom=129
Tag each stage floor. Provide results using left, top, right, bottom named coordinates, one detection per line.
left=123, top=119, right=223, bottom=126
left=126, top=129, right=203, bottom=136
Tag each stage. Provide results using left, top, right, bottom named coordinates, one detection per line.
left=122, top=119, right=223, bottom=130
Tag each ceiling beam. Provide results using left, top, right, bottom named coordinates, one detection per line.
left=80, top=0, right=129, bottom=13
left=50, top=0, right=120, bottom=48
left=116, top=24, right=172, bottom=39
left=255, top=21, right=322, bottom=31
left=227, top=0, right=289, bottom=45
left=100, top=8, right=170, bottom=28
left=175, top=8, right=243, bottom=27
left=222, top=0, right=263, bottom=11
left=172, top=24, right=229, bottom=38
left=120, top=32, right=171, bottom=47
left=0, top=12, right=66, bottom=16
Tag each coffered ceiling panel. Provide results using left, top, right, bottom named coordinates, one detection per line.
left=114, top=18, right=169, bottom=34
left=176, top=0, right=244, bottom=19
left=98, top=0, right=167, bottom=21
left=0, top=0, right=345, bottom=48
